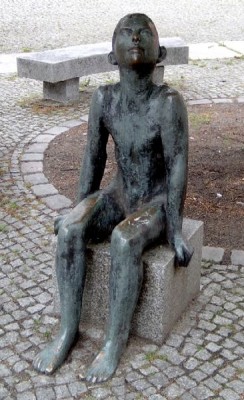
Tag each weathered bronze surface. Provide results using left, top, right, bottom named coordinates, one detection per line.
left=33, top=13, right=193, bottom=382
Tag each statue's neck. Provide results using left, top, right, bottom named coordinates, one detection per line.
left=119, top=66, right=154, bottom=97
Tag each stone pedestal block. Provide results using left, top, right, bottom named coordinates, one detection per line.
left=52, top=218, right=203, bottom=344
left=43, top=78, right=79, bottom=102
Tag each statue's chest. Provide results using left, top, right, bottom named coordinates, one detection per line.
left=108, top=104, right=161, bottom=155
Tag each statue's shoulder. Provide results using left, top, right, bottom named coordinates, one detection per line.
left=156, top=84, right=182, bottom=100
left=156, top=84, right=186, bottom=111
left=94, top=83, right=120, bottom=104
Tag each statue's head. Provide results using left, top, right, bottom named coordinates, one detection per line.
left=108, top=13, right=167, bottom=68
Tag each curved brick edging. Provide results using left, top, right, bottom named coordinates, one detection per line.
left=20, top=103, right=244, bottom=265
left=20, top=116, right=88, bottom=213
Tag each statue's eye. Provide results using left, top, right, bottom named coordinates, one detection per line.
left=120, top=28, right=133, bottom=36
left=141, top=28, right=152, bottom=36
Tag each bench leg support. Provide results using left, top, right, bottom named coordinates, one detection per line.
left=43, top=78, right=80, bottom=103
left=153, top=66, right=165, bottom=85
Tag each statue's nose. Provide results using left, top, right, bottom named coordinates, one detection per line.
left=132, top=32, right=140, bottom=44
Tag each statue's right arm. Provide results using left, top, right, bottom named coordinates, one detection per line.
left=77, top=87, right=109, bottom=203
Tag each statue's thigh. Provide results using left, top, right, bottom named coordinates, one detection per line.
left=61, top=191, right=125, bottom=242
left=114, top=202, right=166, bottom=250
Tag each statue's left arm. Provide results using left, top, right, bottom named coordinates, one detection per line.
left=162, top=90, right=193, bottom=267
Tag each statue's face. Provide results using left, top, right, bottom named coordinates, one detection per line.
left=113, top=15, right=160, bottom=68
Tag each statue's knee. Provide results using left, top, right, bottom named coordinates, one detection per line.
left=111, top=227, right=133, bottom=257
left=58, top=223, right=83, bottom=245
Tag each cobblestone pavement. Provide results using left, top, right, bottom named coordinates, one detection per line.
left=1, top=3, right=244, bottom=397
left=1, top=57, right=244, bottom=399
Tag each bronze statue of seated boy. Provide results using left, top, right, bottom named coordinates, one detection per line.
left=33, top=13, right=193, bottom=383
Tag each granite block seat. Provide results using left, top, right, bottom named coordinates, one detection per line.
left=52, top=218, right=203, bottom=344
left=17, top=37, right=189, bottom=103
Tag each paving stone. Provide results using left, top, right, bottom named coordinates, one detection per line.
left=25, top=143, right=50, bottom=153
left=131, top=378, right=151, bottom=391
left=21, top=161, right=43, bottom=174
left=17, top=392, right=36, bottom=400
left=42, top=194, right=72, bottom=210
left=190, top=370, right=208, bottom=383
left=219, top=388, right=240, bottom=400
left=59, top=120, right=83, bottom=128
left=184, top=357, right=200, bottom=370
left=21, top=153, right=44, bottom=161
left=0, top=365, right=11, bottom=378
left=112, top=385, right=126, bottom=397
left=177, top=375, right=197, bottom=390
left=140, top=365, right=159, bottom=376
left=142, top=386, right=157, bottom=397
left=36, top=387, right=56, bottom=400
left=24, top=173, right=49, bottom=185
left=202, top=246, right=225, bottom=263
left=54, top=385, right=71, bottom=399
left=147, top=372, right=169, bottom=389
left=67, top=382, right=87, bottom=397
left=231, top=250, right=244, bottom=266
left=91, top=387, right=112, bottom=398
left=190, top=385, right=214, bottom=399
left=205, top=342, right=222, bottom=352
left=45, top=126, right=68, bottom=135
left=34, top=134, right=56, bottom=143
left=32, top=183, right=58, bottom=197
left=165, top=383, right=185, bottom=398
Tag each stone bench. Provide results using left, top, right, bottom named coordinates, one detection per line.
left=17, top=37, right=188, bottom=103
left=52, top=218, right=203, bottom=344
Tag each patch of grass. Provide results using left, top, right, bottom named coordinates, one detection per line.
left=105, top=77, right=118, bottom=85
left=84, top=396, right=96, bottom=400
left=0, top=224, right=8, bottom=233
left=189, top=112, right=212, bottom=130
left=165, top=76, right=186, bottom=91
left=145, top=351, right=168, bottom=363
left=45, top=224, right=54, bottom=235
left=235, top=54, right=244, bottom=60
left=0, top=167, right=7, bottom=176
left=223, top=324, right=237, bottom=333
left=158, top=354, right=168, bottom=362
left=8, top=201, right=19, bottom=210
left=80, top=78, right=91, bottom=91
left=190, top=60, right=207, bottom=68
left=17, top=96, right=75, bottom=115
left=135, top=395, right=146, bottom=400
left=6, top=74, right=18, bottom=81
left=33, top=318, right=41, bottom=332
left=43, top=331, right=52, bottom=340
left=22, top=47, right=32, bottom=53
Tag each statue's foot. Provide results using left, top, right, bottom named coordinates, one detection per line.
left=85, top=340, right=123, bottom=383
left=33, top=330, right=75, bottom=374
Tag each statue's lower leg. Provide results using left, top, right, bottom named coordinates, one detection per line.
left=33, top=227, right=86, bottom=374
left=86, top=232, right=143, bottom=382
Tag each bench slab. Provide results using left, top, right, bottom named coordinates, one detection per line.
left=52, top=218, right=203, bottom=344
left=17, top=38, right=188, bottom=82
left=17, top=38, right=188, bottom=103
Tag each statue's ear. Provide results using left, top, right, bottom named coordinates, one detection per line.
left=108, top=51, right=118, bottom=65
left=157, top=46, right=167, bottom=63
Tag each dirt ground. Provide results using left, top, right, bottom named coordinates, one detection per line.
left=44, top=103, right=244, bottom=262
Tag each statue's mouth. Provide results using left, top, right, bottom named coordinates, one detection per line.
left=129, top=47, right=144, bottom=54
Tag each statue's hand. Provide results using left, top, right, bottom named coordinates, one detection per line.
left=173, top=236, right=193, bottom=268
